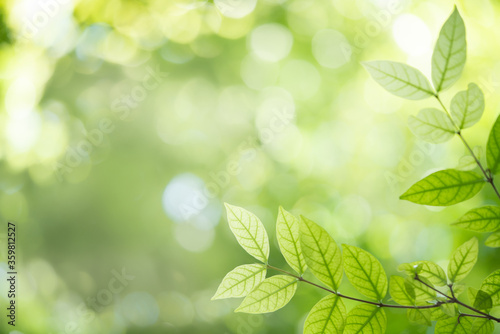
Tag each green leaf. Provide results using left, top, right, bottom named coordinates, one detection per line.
left=486, top=114, right=500, bottom=174
left=468, top=287, right=478, bottom=305
left=342, top=245, right=388, bottom=301
left=405, top=276, right=436, bottom=305
left=452, top=206, right=500, bottom=233
left=440, top=303, right=457, bottom=317
left=451, top=284, right=466, bottom=297
left=431, top=7, right=467, bottom=92
left=212, top=264, right=267, bottom=300
left=431, top=307, right=451, bottom=321
left=447, top=237, right=478, bottom=283
left=225, top=204, right=270, bottom=263
left=363, top=61, right=435, bottom=100
left=276, top=207, right=307, bottom=275
left=300, top=216, right=343, bottom=290
left=304, top=294, right=346, bottom=334
left=450, top=83, right=484, bottom=129
left=400, top=169, right=485, bottom=206
left=411, top=261, right=447, bottom=286
left=435, top=316, right=472, bottom=334
left=235, top=275, right=297, bottom=313
left=407, top=308, right=432, bottom=326
left=408, top=108, right=456, bottom=143
left=456, top=146, right=483, bottom=171
left=389, top=276, right=414, bottom=305
left=471, top=318, right=494, bottom=334
left=479, top=269, right=500, bottom=306
left=469, top=288, right=493, bottom=311
left=485, top=231, right=500, bottom=248
left=397, top=262, right=423, bottom=275
left=418, top=262, right=447, bottom=286
left=404, top=280, right=417, bottom=301
left=344, top=304, right=387, bottom=334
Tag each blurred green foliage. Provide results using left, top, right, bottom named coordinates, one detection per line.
left=0, top=0, right=499, bottom=333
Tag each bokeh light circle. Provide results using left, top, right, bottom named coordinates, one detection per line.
left=120, top=292, right=159, bottom=327
left=250, top=24, right=293, bottom=62
left=392, top=14, right=431, bottom=56
left=312, top=29, right=351, bottom=68
left=279, top=60, right=321, bottom=100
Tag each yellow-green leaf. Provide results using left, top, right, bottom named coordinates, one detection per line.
left=431, top=7, right=466, bottom=92
left=235, top=275, right=297, bottom=313
left=450, top=83, right=484, bottom=129
left=300, top=216, right=342, bottom=290
left=389, top=276, right=414, bottom=306
left=304, top=294, right=346, bottom=334
left=435, top=316, right=472, bottom=334
left=404, top=276, right=436, bottom=305
left=397, top=262, right=423, bottom=275
left=408, top=108, right=456, bottom=143
left=431, top=307, right=451, bottom=321
left=447, top=237, right=478, bottom=283
left=363, top=61, right=435, bottom=100
left=453, top=206, right=500, bottom=233
left=401, top=261, right=447, bottom=286
left=471, top=318, right=494, bottom=334
left=479, top=269, right=500, bottom=306
left=456, top=146, right=483, bottom=171
left=342, top=245, right=387, bottom=301
left=407, top=308, right=432, bottom=326
left=486, top=114, right=500, bottom=174
left=419, top=261, right=447, bottom=286
left=276, top=207, right=307, bottom=275
left=344, top=304, right=387, bottom=334
left=467, top=288, right=493, bottom=311
left=225, top=204, right=270, bottom=263
left=400, top=169, right=485, bottom=206
left=212, top=264, right=267, bottom=300
left=485, top=231, right=500, bottom=248
left=453, top=284, right=466, bottom=296
left=440, top=303, right=457, bottom=317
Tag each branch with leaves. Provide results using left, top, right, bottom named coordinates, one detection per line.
left=364, top=6, right=500, bottom=247
left=214, top=7, right=500, bottom=334
left=213, top=205, right=500, bottom=334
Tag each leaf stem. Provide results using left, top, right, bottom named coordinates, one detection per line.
left=435, top=94, right=500, bottom=200
left=459, top=312, right=490, bottom=319
left=267, top=265, right=445, bottom=310
left=414, top=274, right=452, bottom=299
left=267, top=264, right=500, bottom=322
left=448, top=284, right=456, bottom=299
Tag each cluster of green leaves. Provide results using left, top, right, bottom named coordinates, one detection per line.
left=214, top=7, right=500, bottom=334
left=213, top=204, right=500, bottom=333
left=364, top=7, right=500, bottom=247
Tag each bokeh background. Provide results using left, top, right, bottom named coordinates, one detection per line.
left=0, top=0, right=499, bottom=333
